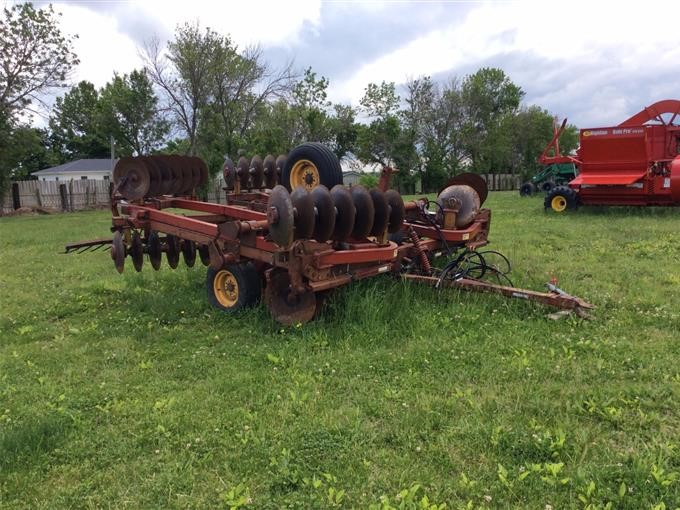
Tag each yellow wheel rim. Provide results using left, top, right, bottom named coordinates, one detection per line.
left=290, top=159, right=320, bottom=191
left=213, top=269, right=239, bottom=307
left=551, top=195, right=567, bottom=212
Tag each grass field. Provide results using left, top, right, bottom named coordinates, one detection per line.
left=1, top=192, right=679, bottom=509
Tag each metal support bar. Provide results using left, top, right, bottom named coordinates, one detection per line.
left=401, top=274, right=594, bottom=312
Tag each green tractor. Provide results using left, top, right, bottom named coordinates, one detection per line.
left=520, top=118, right=579, bottom=196
left=519, top=162, right=577, bottom=196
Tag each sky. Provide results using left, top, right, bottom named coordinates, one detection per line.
left=21, top=0, right=680, bottom=128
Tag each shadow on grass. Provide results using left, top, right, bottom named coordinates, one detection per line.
left=0, top=413, right=72, bottom=473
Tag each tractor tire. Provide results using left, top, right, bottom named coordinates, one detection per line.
left=281, top=143, right=343, bottom=192
left=206, top=262, right=261, bottom=312
left=544, top=186, right=579, bottom=213
left=541, top=181, right=555, bottom=192
left=519, top=182, right=535, bottom=196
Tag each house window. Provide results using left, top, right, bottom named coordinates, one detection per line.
left=55, top=177, right=59, bottom=181
left=104, top=175, right=110, bottom=181
left=81, top=176, right=88, bottom=180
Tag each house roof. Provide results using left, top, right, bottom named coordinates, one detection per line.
left=32, top=159, right=117, bottom=176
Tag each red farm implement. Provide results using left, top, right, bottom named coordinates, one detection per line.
left=66, top=143, right=592, bottom=324
left=544, top=99, right=680, bottom=212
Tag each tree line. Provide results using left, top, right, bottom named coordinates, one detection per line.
left=0, top=2, right=579, bottom=199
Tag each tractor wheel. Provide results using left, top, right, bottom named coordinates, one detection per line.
left=281, top=143, right=343, bottom=192
left=519, top=182, right=535, bottom=196
left=541, top=181, right=555, bottom=192
left=545, top=186, right=578, bottom=213
left=206, top=262, right=261, bottom=312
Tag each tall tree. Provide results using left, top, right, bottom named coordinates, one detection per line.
left=98, top=70, right=168, bottom=156
left=0, top=3, right=79, bottom=121
left=143, top=23, right=220, bottom=156
left=48, top=81, right=109, bottom=161
left=0, top=2, right=78, bottom=204
left=0, top=126, right=53, bottom=180
left=460, top=67, right=524, bottom=172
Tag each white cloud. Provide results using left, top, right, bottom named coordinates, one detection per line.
left=56, top=3, right=142, bottom=87
left=53, top=0, right=322, bottom=87
left=329, top=1, right=680, bottom=125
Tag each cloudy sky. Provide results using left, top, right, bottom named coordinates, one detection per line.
left=25, top=0, right=680, bottom=128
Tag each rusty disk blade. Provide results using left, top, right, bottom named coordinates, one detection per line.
left=149, top=157, right=172, bottom=196
left=267, top=185, right=294, bottom=247
left=159, top=157, right=177, bottom=196
left=189, top=157, right=202, bottom=189
left=330, top=185, right=355, bottom=241
left=350, top=185, right=374, bottom=238
left=197, top=157, right=209, bottom=188
left=182, top=239, right=196, bottom=267
left=166, top=234, right=180, bottom=269
left=154, top=155, right=179, bottom=195
left=167, top=155, right=185, bottom=195
left=180, top=157, right=196, bottom=194
left=113, top=157, right=150, bottom=200
left=130, top=231, right=144, bottom=272
left=111, top=231, right=125, bottom=273
left=147, top=231, right=162, bottom=270
left=223, top=157, right=236, bottom=190
left=141, top=156, right=161, bottom=197
left=250, top=155, right=264, bottom=189
left=197, top=244, right=210, bottom=266
left=441, top=172, right=488, bottom=206
left=291, top=186, right=315, bottom=239
left=237, top=156, right=250, bottom=190
left=385, top=189, right=405, bottom=233
left=265, top=269, right=316, bottom=325
left=276, top=155, right=287, bottom=182
left=263, top=154, right=277, bottom=189
left=369, top=188, right=389, bottom=236
left=310, top=185, right=335, bottom=242
left=173, top=157, right=189, bottom=195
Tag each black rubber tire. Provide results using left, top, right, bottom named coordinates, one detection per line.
left=206, top=262, right=261, bottom=312
left=519, top=182, right=535, bottom=196
left=541, top=181, right=555, bottom=192
left=544, top=185, right=579, bottom=212
left=281, top=143, right=343, bottom=191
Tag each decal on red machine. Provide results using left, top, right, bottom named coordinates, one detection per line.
left=611, top=128, right=644, bottom=136
left=583, top=129, right=608, bottom=137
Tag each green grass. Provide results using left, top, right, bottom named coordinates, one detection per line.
left=1, top=192, right=679, bottom=509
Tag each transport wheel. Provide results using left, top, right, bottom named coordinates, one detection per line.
left=541, top=181, right=555, bottom=192
left=545, top=186, right=578, bottom=213
left=282, top=143, right=343, bottom=192
left=519, top=182, right=535, bottom=196
left=207, top=262, right=261, bottom=312
left=265, top=268, right=316, bottom=325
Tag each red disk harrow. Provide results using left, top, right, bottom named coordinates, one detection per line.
left=66, top=143, right=592, bottom=324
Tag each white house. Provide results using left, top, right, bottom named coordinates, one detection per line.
left=31, top=159, right=117, bottom=181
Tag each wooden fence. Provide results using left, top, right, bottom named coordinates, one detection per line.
left=1, top=173, right=521, bottom=215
